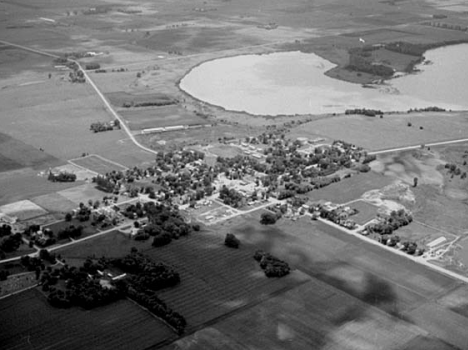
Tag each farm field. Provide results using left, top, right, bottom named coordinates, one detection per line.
left=290, top=112, right=468, bottom=151
left=58, top=228, right=310, bottom=333
left=30, top=192, right=79, bottom=216
left=167, top=279, right=456, bottom=350
left=70, top=154, right=128, bottom=175
left=119, top=105, right=207, bottom=130
left=0, top=288, right=176, bottom=350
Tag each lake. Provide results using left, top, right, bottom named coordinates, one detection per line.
left=179, top=44, right=468, bottom=116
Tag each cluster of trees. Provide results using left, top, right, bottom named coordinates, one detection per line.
left=260, top=212, right=279, bottom=225
left=219, top=185, right=244, bottom=208
left=111, top=251, right=186, bottom=333
left=112, top=252, right=180, bottom=290
left=0, top=224, right=12, bottom=237
left=125, top=284, right=186, bottom=334
left=224, top=233, right=240, bottom=248
left=253, top=250, right=290, bottom=278
left=44, top=268, right=123, bottom=309
left=445, top=163, right=467, bottom=179
left=94, top=175, right=119, bottom=193
left=57, top=225, right=83, bottom=240
left=85, top=63, right=101, bottom=70
left=408, top=106, right=446, bottom=113
left=90, top=122, right=114, bottom=133
left=69, top=69, right=85, bottom=83
left=0, top=232, right=23, bottom=253
left=362, top=155, right=377, bottom=164
left=122, top=100, right=176, bottom=108
left=347, top=47, right=394, bottom=77
left=48, top=171, right=77, bottom=183
left=366, top=209, right=413, bottom=235
left=345, top=108, right=383, bottom=117
left=310, top=175, right=341, bottom=189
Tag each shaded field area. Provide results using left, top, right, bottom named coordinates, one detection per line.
left=0, top=132, right=60, bottom=173
left=0, top=288, right=175, bottom=350
left=306, top=171, right=393, bottom=204
left=209, top=213, right=468, bottom=349
left=290, top=113, right=468, bottom=151
left=120, top=106, right=207, bottom=130
left=71, top=155, right=127, bottom=175
left=166, top=279, right=456, bottom=350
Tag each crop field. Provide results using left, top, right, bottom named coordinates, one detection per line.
left=70, top=154, right=127, bottom=175
left=140, top=231, right=310, bottom=333
left=0, top=288, right=176, bottom=350
left=0, top=132, right=61, bottom=173
left=30, top=192, right=79, bottom=216
left=348, top=200, right=378, bottom=225
left=120, top=106, right=207, bottom=130
left=290, top=112, right=468, bottom=151
left=56, top=184, right=109, bottom=207
left=0, top=200, right=48, bottom=221
left=306, top=171, right=394, bottom=204
left=168, top=279, right=448, bottom=350
left=57, top=228, right=310, bottom=334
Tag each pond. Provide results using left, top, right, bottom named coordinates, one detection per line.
left=179, top=44, right=468, bottom=116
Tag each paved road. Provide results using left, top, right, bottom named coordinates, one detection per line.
left=369, top=138, right=468, bottom=155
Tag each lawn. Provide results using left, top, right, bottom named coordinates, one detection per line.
left=0, top=288, right=176, bottom=350
left=119, top=105, right=208, bottom=130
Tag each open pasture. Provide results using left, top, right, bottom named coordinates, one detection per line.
left=306, top=171, right=393, bottom=204
left=30, top=192, right=78, bottom=216
left=0, top=288, right=175, bottom=350
left=70, top=154, right=127, bottom=175
left=290, top=112, right=468, bottom=151
left=120, top=105, right=207, bottom=130
left=57, top=183, right=111, bottom=207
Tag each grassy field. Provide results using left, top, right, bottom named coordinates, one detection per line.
left=71, top=154, right=127, bottom=175
left=30, top=192, right=79, bottom=216
left=348, top=200, right=378, bottom=225
left=290, top=112, right=468, bottom=151
left=119, top=106, right=207, bottom=130
left=306, top=171, right=394, bottom=204
left=0, top=288, right=176, bottom=350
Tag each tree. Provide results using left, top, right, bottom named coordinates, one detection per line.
left=224, top=233, right=240, bottom=248
left=65, top=213, right=72, bottom=222
left=260, top=212, right=277, bottom=225
left=413, top=177, right=418, bottom=187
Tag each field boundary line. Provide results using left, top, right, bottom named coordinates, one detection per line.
left=369, top=138, right=468, bottom=155
left=69, top=154, right=129, bottom=172
left=67, top=160, right=99, bottom=176
left=0, top=283, right=38, bottom=301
